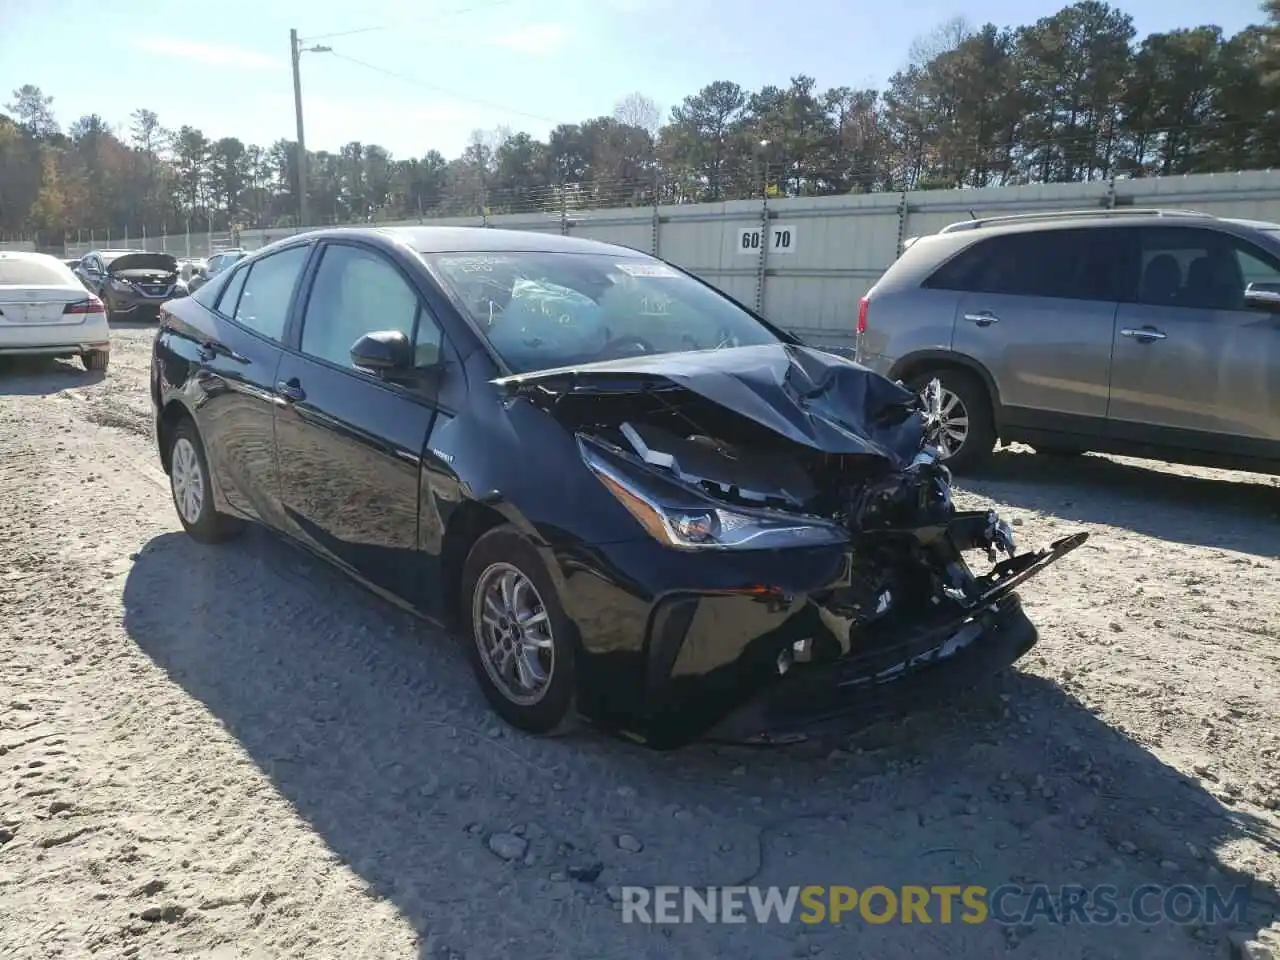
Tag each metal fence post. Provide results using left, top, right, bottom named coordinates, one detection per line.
left=895, top=190, right=909, bottom=259
left=651, top=170, right=661, bottom=257
left=1104, top=175, right=1117, bottom=209
left=559, top=185, right=569, bottom=236
left=754, top=193, right=770, bottom=315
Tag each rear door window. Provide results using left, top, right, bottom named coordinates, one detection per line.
left=926, top=229, right=1122, bottom=301
left=229, top=246, right=310, bottom=341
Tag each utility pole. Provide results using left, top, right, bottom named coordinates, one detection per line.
left=289, top=31, right=333, bottom=230
left=290, top=28, right=309, bottom=229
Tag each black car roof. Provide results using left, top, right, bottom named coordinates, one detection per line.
left=286, top=225, right=649, bottom=257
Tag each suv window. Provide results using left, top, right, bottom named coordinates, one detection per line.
left=231, top=245, right=309, bottom=340
left=1127, top=226, right=1280, bottom=311
left=925, top=229, right=1121, bottom=301
left=300, top=244, right=442, bottom=369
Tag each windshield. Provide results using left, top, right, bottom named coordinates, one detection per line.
left=424, top=251, right=782, bottom=374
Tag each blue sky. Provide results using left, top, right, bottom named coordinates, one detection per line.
left=0, top=0, right=1268, bottom=160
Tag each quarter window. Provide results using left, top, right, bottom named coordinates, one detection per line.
left=231, top=245, right=309, bottom=341
left=300, top=244, right=441, bottom=369
left=206, top=261, right=248, bottom=312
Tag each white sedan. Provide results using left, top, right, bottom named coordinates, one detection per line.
left=0, top=251, right=111, bottom=371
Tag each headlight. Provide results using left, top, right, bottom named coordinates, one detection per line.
left=109, top=277, right=132, bottom=291
left=578, top=436, right=847, bottom=551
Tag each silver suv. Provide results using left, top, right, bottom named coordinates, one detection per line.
left=856, top=208, right=1280, bottom=474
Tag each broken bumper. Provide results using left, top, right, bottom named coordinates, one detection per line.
left=563, top=529, right=1087, bottom=749
left=703, top=592, right=1036, bottom=744
left=705, top=533, right=1088, bottom=745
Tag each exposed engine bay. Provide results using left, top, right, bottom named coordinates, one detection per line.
left=500, top=344, right=1082, bottom=665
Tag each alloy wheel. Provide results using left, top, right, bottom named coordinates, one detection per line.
left=931, top=386, right=970, bottom=459
left=472, top=562, right=555, bottom=706
left=171, top=437, right=205, bottom=525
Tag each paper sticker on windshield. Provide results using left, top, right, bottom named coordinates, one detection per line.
left=615, top=262, right=679, bottom=278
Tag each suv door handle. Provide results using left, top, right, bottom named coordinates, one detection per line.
left=275, top=378, right=306, bottom=402
left=1120, top=327, right=1167, bottom=342
left=962, top=312, right=999, bottom=327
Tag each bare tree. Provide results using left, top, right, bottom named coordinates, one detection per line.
left=906, top=16, right=974, bottom=67
left=613, top=92, right=662, bottom=137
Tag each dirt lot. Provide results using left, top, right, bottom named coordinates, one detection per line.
left=1, top=325, right=1278, bottom=960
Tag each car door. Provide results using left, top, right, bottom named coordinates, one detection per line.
left=943, top=227, right=1122, bottom=437
left=1108, top=225, right=1280, bottom=457
left=273, top=240, right=446, bottom=604
left=193, top=244, right=312, bottom=527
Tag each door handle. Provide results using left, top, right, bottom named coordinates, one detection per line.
left=275, top=379, right=306, bottom=402
left=962, top=312, right=1000, bottom=327
left=1120, top=327, right=1167, bottom=342
left=197, top=342, right=216, bottom=362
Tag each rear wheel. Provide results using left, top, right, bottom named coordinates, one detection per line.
left=82, top=350, right=109, bottom=372
left=169, top=419, right=244, bottom=544
left=461, top=525, right=577, bottom=735
left=909, top=368, right=996, bottom=474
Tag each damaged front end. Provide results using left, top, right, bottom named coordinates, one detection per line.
left=498, top=344, right=1087, bottom=744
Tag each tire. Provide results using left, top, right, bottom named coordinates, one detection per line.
left=460, top=525, right=577, bottom=735
left=168, top=418, right=244, bottom=544
left=82, top=350, right=109, bottom=372
left=909, top=367, right=996, bottom=474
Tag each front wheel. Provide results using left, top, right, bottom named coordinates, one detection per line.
left=168, top=419, right=244, bottom=544
left=460, top=525, right=577, bottom=735
left=910, top=368, right=996, bottom=474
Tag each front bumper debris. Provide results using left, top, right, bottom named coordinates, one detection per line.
left=702, top=533, right=1088, bottom=744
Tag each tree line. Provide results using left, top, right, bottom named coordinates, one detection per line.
left=3, top=0, right=1279, bottom=246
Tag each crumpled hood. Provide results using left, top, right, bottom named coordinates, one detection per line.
left=106, top=253, right=177, bottom=275
left=494, top=343, right=926, bottom=467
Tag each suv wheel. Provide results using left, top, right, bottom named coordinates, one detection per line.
left=910, top=368, right=996, bottom=473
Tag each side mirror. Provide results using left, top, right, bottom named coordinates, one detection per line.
left=1244, top=281, right=1280, bottom=312
left=351, top=329, right=414, bottom=374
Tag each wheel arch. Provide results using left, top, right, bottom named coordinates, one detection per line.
left=156, top=397, right=196, bottom=475
left=438, top=500, right=509, bottom=629
left=888, top=350, right=1004, bottom=434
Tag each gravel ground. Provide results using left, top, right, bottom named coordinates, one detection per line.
left=1, top=325, right=1279, bottom=960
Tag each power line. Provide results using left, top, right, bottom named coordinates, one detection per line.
left=325, top=50, right=566, bottom=126
left=300, top=0, right=518, bottom=42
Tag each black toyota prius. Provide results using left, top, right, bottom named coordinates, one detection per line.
left=150, top=226, right=1085, bottom=749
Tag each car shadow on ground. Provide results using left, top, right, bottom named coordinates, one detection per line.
left=0, top=356, right=104, bottom=396
left=122, top=528, right=1278, bottom=959
left=962, top=448, right=1280, bottom=558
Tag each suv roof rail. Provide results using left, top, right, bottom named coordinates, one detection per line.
left=938, top=208, right=1215, bottom=234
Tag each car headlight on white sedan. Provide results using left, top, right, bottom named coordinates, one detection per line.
left=578, top=435, right=848, bottom=551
